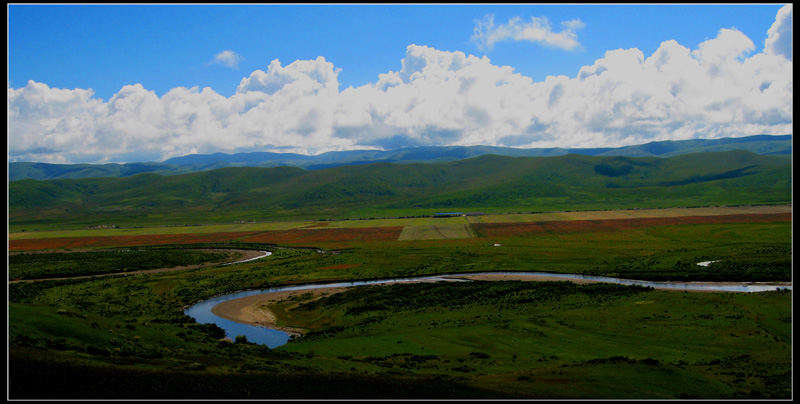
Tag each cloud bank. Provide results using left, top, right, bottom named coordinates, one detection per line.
left=8, top=5, right=793, bottom=164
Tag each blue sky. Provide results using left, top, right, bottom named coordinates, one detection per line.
left=8, top=4, right=786, bottom=99
left=7, top=4, right=793, bottom=163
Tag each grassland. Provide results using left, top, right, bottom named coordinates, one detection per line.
left=7, top=203, right=792, bottom=399
left=271, top=281, right=791, bottom=399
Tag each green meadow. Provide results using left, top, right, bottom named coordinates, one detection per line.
left=273, top=281, right=791, bottom=399
left=7, top=211, right=792, bottom=399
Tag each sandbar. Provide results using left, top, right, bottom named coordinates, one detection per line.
left=211, top=287, right=352, bottom=335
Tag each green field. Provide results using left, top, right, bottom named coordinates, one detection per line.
left=7, top=207, right=792, bottom=399
left=272, top=281, right=790, bottom=399
left=398, top=222, right=476, bottom=240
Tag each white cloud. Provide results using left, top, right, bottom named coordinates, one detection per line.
left=472, top=14, right=584, bottom=51
left=237, top=56, right=340, bottom=96
left=210, top=50, right=243, bottom=69
left=7, top=8, right=793, bottom=164
left=764, top=4, right=792, bottom=60
left=7, top=81, right=106, bottom=163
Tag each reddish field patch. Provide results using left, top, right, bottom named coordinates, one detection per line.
left=8, top=226, right=404, bottom=251
left=472, top=213, right=791, bottom=239
left=8, top=231, right=262, bottom=252
left=238, top=226, right=404, bottom=246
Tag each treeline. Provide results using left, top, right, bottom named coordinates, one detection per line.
left=8, top=249, right=231, bottom=280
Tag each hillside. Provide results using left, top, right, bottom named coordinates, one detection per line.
left=8, top=134, right=792, bottom=181
left=8, top=150, right=792, bottom=230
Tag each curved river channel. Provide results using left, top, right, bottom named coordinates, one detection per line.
left=184, top=271, right=791, bottom=348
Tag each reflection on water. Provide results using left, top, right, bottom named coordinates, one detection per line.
left=184, top=272, right=791, bottom=348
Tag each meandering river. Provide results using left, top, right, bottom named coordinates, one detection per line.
left=184, top=271, right=791, bottom=348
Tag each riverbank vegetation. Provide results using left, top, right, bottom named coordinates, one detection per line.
left=7, top=208, right=792, bottom=399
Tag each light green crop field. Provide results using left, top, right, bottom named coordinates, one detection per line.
left=7, top=220, right=313, bottom=240
left=321, top=216, right=469, bottom=228
left=398, top=223, right=477, bottom=240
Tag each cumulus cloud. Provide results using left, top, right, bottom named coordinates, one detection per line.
left=7, top=7, right=793, bottom=164
left=7, top=81, right=106, bottom=163
left=209, top=50, right=243, bottom=69
left=472, top=14, right=584, bottom=51
left=237, top=56, right=340, bottom=95
left=764, top=4, right=792, bottom=60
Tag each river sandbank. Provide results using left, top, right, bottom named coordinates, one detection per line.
left=210, top=287, right=352, bottom=336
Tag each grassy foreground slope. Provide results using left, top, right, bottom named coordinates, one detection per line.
left=8, top=150, right=792, bottom=230
left=10, top=281, right=791, bottom=399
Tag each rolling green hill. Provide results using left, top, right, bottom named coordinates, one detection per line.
left=8, top=150, right=791, bottom=230
left=8, top=134, right=792, bottom=181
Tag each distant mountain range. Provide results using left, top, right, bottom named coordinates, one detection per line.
left=9, top=148, right=792, bottom=229
left=8, top=134, right=792, bottom=181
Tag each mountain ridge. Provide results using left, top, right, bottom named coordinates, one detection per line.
left=8, top=134, right=792, bottom=181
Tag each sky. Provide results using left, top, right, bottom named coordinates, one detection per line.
left=7, top=3, right=793, bottom=164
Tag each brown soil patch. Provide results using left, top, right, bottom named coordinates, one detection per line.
left=8, top=231, right=263, bottom=252
left=473, top=213, right=791, bottom=238
left=238, top=226, right=404, bottom=246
